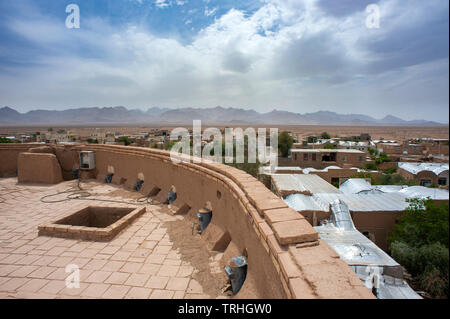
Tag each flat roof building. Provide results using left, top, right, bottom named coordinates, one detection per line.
left=289, top=149, right=366, bottom=169
left=398, top=162, right=449, bottom=186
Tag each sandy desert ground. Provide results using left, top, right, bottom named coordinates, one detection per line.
left=0, top=124, right=448, bottom=142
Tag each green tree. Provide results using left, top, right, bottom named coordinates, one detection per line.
left=388, top=199, right=449, bottom=297
left=117, top=136, right=131, bottom=146
left=278, top=131, right=293, bottom=158
left=375, top=152, right=391, bottom=164
left=389, top=199, right=449, bottom=248
left=0, top=137, right=13, bottom=143
left=374, top=174, right=417, bottom=186
left=321, top=132, right=331, bottom=139
left=167, top=140, right=177, bottom=150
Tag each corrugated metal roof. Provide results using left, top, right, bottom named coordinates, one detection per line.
left=284, top=192, right=409, bottom=212
left=338, top=141, right=369, bottom=147
left=283, top=193, right=328, bottom=212
left=340, top=178, right=373, bottom=194
left=315, top=224, right=399, bottom=267
left=398, top=186, right=449, bottom=200
left=312, top=193, right=410, bottom=212
left=329, top=199, right=355, bottom=230
left=272, top=174, right=342, bottom=195
left=259, top=166, right=302, bottom=175
left=302, top=168, right=318, bottom=174
left=372, top=185, right=407, bottom=193
left=377, top=280, right=423, bottom=299
left=315, top=219, right=422, bottom=299
left=398, top=162, right=449, bottom=175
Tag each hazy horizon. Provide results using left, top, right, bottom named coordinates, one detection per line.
left=0, top=0, right=448, bottom=121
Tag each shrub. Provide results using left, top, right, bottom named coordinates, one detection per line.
left=388, top=199, right=449, bottom=298
left=0, top=137, right=13, bottom=143
left=388, top=199, right=449, bottom=248
left=375, top=152, right=391, bottom=164
left=321, top=132, right=331, bottom=139
left=278, top=131, right=293, bottom=158
left=363, top=163, right=377, bottom=170
left=373, top=173, right=416, bottom=186
left=390, top=241, right=449, bottom=297
left=117, top=136, right=131, bottom=146
left=383, top=167, right=397, bottom=174
left=419, top=267, right=449, bottom=298
left=166, top=140, right=177, bottom=150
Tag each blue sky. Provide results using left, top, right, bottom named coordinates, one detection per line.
left=0, top=0, right=448, bottom=121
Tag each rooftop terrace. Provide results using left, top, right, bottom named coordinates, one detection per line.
left=0, top=144, right=375, bottom=299
left=0, top=178, right=224, bottom=299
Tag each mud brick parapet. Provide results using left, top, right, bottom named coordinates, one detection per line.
left=1, top=144, right=374, bottom=299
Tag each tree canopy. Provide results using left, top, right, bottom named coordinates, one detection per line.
left=388, top=199, right=449, bottom=298
left=278, top=131, right=293, bottom=158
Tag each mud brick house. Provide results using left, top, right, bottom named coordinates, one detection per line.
left=398, top=162, right=449, bottom=186
left=289, top=149, right=366, bottom=169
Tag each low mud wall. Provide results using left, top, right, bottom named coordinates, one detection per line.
left=0, top=144, right=35, bottom=177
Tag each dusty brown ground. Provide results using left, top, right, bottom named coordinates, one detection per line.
left=283, top=125, right=449, bottom=141
left=163, top=208, right=230, bottom=299
left=1, top=125, right=448, bottom=142
left=83, top=181, right=230, bottom=298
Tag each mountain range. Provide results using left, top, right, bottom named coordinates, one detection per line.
left=0, top=106, right=445, bottom=126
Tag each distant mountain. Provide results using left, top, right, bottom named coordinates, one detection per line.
left=0, top=106, right=446, bottom=126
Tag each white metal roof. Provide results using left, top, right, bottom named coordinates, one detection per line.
left=340, top=178, right=373, bottom=194
left=283, top=192, right=410, bottom=212
left=259, top=166, right=302, bottom=175
left=283, top=193, right=328, bottom=212
left=398, top=186, right=449, bottom=200
left=316, top=223, right=421, bottom=299
left=398, top=162, right=449, bottom=176
left=340, top=179, right=449, bottom=200
left=338, top=141, right=369, bottom=147
left=372, top=185, right=407, bottom=193
left=315, top=224, right=399, bottom=267
left=301, top=167, right=317, bottom=174
left=313, top=192, right=410, bottom=212
left=272, top=174, right=342, bottom=195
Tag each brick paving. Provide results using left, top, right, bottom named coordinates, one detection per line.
left=0, top=178, right=211, bottom=299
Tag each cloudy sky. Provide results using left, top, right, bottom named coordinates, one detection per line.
left=0, top=0, right=448, bottom=121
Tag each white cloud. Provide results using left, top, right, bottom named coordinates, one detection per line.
left=0, top=0, right=448, bottom=121
left=204, top=7, right=217, bottom=17
left=155, top=0, right=171, bottom=8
